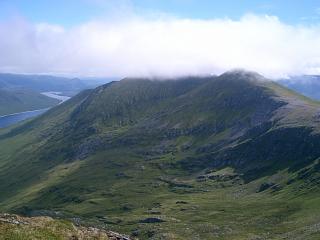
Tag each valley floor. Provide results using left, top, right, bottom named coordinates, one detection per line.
left=3, top=165, right=320, bottom=240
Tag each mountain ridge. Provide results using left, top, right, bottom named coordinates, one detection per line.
left=1, top=70, right=320, bottom=239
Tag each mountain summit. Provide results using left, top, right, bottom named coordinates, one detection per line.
left=1, top=71, right=320, bottom=239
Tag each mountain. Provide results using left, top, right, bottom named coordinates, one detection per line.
left=0, top=73, right=114, bottom=117
left=0, top=73, right=114, bottom=96
left=279, top=75, right=320, bottom=100
left=0, top=89, right=60, bottom=116
left=1, top=70, right=320, bottom=239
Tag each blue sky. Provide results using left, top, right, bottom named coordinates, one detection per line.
left=0, top=0, right=320, bottom=26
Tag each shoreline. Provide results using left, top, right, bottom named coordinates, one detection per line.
left=0, top=92, right=71, bottom=128
left=0, top=92, right=71, bottom=118
left=0, top=108, right=50, bottom=119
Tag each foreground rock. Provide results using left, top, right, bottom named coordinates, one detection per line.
left=0, top=213, right=131, bottom=240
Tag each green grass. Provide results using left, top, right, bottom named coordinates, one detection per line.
left=2, top=147, right=320, bottom=239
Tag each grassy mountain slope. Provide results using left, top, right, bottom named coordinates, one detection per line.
left=1, top=71, right=320, bottom=239
left=0, top=89, right=60, bottom=116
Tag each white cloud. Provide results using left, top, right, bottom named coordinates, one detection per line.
left=1, top=14, right=320, bottom=78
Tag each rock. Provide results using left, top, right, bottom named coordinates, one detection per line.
left=107, top=231, right=131, bottom=240
left=196, top=175, right=207, bottom=182
left=139, top=217, right=165, bottom=223
left=147, top=230, right=156, bottom=237
left=148, top=210, right=161, bottom=215
left=271, top=184, right=283, bottom=192
left=74, top=137, right=103, bottom=160
left=0, top=213, right=132, bottom=240
left=131, top=229, right=140, bottom=237
left=176, top=201, right=188, bottom=204
left=257, top=182, right=275, bottom=192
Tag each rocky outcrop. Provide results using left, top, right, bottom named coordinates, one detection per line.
left=0, top=213, right=132, bottom=240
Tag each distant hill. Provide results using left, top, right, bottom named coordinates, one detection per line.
left=279, top=75, right=320, bottom=100
left=0, top=89, right=59, bottom=116
left=0, top=73, right=116, bottom=116
left=1, top=71, right=320, bottom=239
left=0, top=73, right=115, bottom=96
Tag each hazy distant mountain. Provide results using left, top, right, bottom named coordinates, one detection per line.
left=0, top=73, right=115, bottom=116
left=279, top=75, right=320, bottom=100
left=0, top=73, right=115, bottom=96
left=1, top=71, right=320, bottom=239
